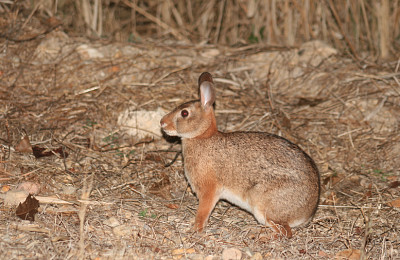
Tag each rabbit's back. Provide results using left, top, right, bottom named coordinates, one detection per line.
left=183, top=131, right=318, bottom=182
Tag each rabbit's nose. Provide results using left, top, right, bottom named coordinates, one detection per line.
left=160, top=118, right=167, bottom=128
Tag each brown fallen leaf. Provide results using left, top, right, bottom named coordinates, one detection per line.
left=32, top=146, right=68, bottom=159
left=15, top=135, right=33, bottom=153
left=387, top=198, right=400, bottom=208
left=297, top=97, right=325, bottom=107
left=53, top=147, right=69, bottom=158
left=322, top=191, right=339, bottom=205
left=362, top=190, right=372, bottom=200
left=388, top=181, right=400, bottom=189
left=16, top=194, right=40, bottom=221
left=108, top=65, right=120, bottom=73
left=1, top=185, right=10, bottom=193
left=149, top=173, right=172, bottom=200
left=323, top=173, right=343, bottom=187
left=145, top=153, right=163, bottom=162
left=165, top=203, right=179, bottom=209
left=32, top=146, right=54, bottom=158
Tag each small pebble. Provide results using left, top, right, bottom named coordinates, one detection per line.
left=222, top=247, right=242, bottom=260
left=103, top=217, right=120, bottom=228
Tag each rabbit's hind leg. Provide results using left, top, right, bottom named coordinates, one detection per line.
left=266, top=219, right=292, bottom=239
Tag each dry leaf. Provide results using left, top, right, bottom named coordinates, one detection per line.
left=15, top=135, right=33, bottom=153
left=322, top=191, right=339, bottom=205
left=387, top=198, right=400, bottom=208
left=388, top=181, right=400, bottom=189
left=297, top=97, right=325, bottom=107
left=165, top=203, right=179, bottom=209
left=362, top=190, right=372, bottom=200
left=32, top=146, right=54, bottom=158
left=387, top=176, right=398, bottom=181
left=45, top=17, right=62, bottom=28
left=323, top=173, right=343, bottom=186
left=109, top=65, right=120, bottom=73
left=335, top=249, right=361, bottom=260
left=1, top=185, right=11, bottom=193
left=149, top=173, right=172, bottom=200
left=32, top=146, right=68, bottom=158
left=145, top=153, right=163, bottom=162
left=53, top=147, right=69, bottom=158
left=16, top=194, right=40, bottom=221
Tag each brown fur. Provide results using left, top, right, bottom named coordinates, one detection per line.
left=160, top=72, right=320, bottom=238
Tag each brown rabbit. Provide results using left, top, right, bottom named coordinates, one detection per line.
left=160, top=72, right=320, bottom=238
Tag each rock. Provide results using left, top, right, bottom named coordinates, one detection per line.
left=117, top=107, right=165, bottom=140
left=61, top=184, right=76, bottom=195
left=112, top=224, right=133, bottom=237
left=205, top=256, right=218, bottom=260
left=250, top=252, right=263, bottom=260
left=1, top=190, right=29, bottom=206
left=103, top=217, right=121, bottom=228
left=76, top=44, right=104, bottom=59
left=33, top=31, right=72, bottom=63
left=16, top=182, right=40, bottom=195
left=222, top=248, right=242, bottom=260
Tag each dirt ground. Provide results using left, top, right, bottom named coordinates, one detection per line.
left=1, top=17, right=400, bottom=259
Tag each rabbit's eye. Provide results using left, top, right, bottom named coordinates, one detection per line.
left=181, top=110, right=189, bottom=118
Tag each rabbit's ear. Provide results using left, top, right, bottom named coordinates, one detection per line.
left=200, top=81, right=215, bottom=109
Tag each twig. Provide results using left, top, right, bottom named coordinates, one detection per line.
left=5, top=120, right=10, bottom=160
left=359, top=208, right=370, bottom=260
left=214, top=0, right=226, bottom=44
left=164, top=150, right=182, bottom=167
left=122, top=0, right=188, bottom=43
left=150, top=64, right=192, bottom=86
left=21, top=0, right=43, bottom=30
left=327, top=0, right=359, bottom=59
left=78, top=174, right=94, bottom=260
left=0, top=23, right=62, bottom=42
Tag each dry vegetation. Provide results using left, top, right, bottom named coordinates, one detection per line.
left=16, top=0, right=400, bottom=59
left=1, top=1, right=400, bottom=259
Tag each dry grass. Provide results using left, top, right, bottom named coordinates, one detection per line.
left=0, top=12, right=400, bottom=260
left=4, top=0, right=398, bottom=60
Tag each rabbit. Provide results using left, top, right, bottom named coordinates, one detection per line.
left=160, top=72, right=320, bottom=238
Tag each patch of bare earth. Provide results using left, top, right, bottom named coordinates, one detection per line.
left=1, top=18, right=399, bottom=259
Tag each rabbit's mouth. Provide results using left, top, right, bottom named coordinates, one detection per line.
left=160, top=125, right=178, bottom=137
